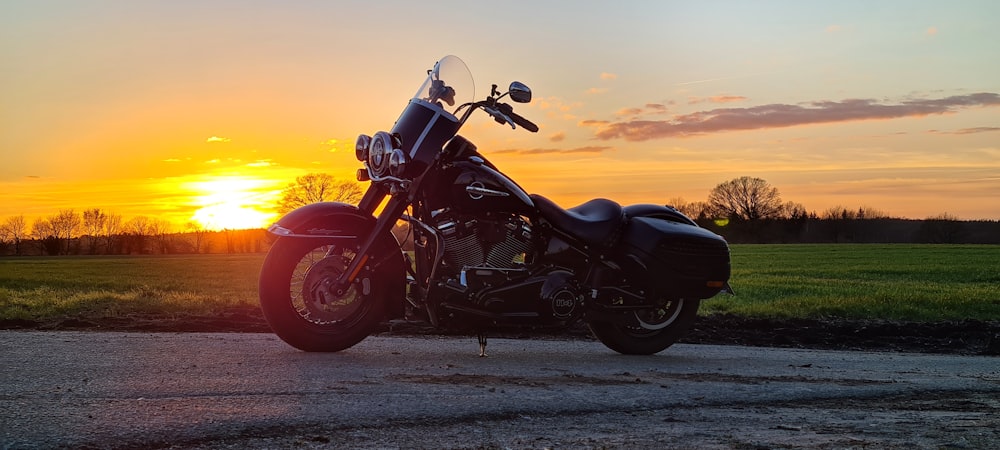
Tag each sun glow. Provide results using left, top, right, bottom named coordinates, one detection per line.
left=186, top=176, right=280, bottom=230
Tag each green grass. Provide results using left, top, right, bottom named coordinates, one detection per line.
left=702, top=244, right=1000, bottom=321
left=1, top=245, right=998, bottom=323
left=0, top=254, right=263, bottom=321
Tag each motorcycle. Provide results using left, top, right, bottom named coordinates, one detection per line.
left=259, top=55, right=732, bottom=355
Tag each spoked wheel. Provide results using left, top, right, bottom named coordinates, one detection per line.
left=259, top=237, right=390, bottom=352
left=589, top=298, right=700, bottom=355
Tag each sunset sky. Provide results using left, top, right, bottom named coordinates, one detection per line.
left=3, top=1, right=999, bottom=231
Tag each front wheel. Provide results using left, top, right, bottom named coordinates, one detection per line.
left=588, top=298, right=700, bottom=355
left=259, top=237, right=391, bottom=352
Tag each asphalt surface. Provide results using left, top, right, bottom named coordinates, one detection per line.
left=2, top=331, right=998, bottom=449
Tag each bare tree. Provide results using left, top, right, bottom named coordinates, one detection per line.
left=707, top=176, right=784, bottom=221
left=667, top=197, right=710, bottom=220
left=123, top=216, right=154, bottom=254
left=52, top=209, right=82, bottom=253
left=83, top=208, right=108, bottom=254
left=185, top=221, right=211, bottom=254
left=103, top=212, right=123, bottom=254
left=149, top=218, right=174, bottom=254
left=1, top=215, right=28, bottom=255
left=856, top=205, right=889, bottom=220
left=31, top=217, right=58, bottom=255
left=277, top=173, right=363, bottom=214
left=822, top=205, right=855, bottom=220
left=782, top=201, right=809, bottom=220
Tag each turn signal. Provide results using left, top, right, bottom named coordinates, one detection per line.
left=356, top=168, right=370, bottom=182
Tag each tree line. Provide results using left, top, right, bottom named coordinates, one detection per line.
left=1, top=174, right=997, bottom=256
left=673, top=176, right=999, bottom=244
left=0, top=209, right=271, bottom=256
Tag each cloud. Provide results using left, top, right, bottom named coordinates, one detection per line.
left=549, top=131, right=566, bottom=142
left=600, top=72, right=618, bottom=80
left=616, top=107, right=644, bottom=117
left=586, top=87, right=608, bottom=95
left=826, top=24, right=842, bottom=33
left=493, top=146, right=611, bottom=155
left=926, top=26, right=938, bottom=36
left=929, top=126, right=1000, bottom=135
left=246, top=160, right=275, bottom=167
left=206, top=136, right=231, bottom=143
left=616, top=104, right=673, bottom=118
left=688, top=95, right=748, bottom=105
left=588, top=92, right=1000, bottom=141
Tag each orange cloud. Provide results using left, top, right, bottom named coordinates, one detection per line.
left=688, top=95, right=748, bottom=105
left=493, top=146, right=611, bottom=155
left=600, top=72, right=618, bottom=80
left=928, top=126, right=1000, bottom=135
left=590, top=92, right=1000, bottom=141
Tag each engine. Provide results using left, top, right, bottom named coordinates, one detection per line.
left=435, top=213, right=533, bottom=272
left=430, top=212, right=584, bottom=323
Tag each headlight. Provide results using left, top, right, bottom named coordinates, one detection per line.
left=355, top=134, right=371, bottom=161
left=389, top=148, right=407, bottom=177
left=368, top=131, right=393, bottom=177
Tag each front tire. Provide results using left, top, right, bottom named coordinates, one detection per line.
left=259, top=237, right=390, bottom=352
left=589, top=298, right=700, bottom=355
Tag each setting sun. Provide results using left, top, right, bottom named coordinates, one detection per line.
left=186, top=176, right=280, bottom=230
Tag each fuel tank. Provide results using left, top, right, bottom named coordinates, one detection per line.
left=425, top=158, right=535, bottom=216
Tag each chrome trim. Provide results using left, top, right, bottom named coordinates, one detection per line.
left=466, top=184, right=510, bottom=199
left=363, top=162, right=411, bottom=188
left=265, top=223, right=359, bottom=239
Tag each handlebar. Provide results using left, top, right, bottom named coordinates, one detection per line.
left=497, top=103, right=538, bottom=133
left=507, top=110, right=538, bottom=132
left=457, top=99, right=539, bottom=133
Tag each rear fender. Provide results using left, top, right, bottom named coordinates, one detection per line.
left=623, top=204, right=697, bottom=226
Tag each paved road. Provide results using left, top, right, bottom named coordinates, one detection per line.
left=2, top=331, right=998, bottom=449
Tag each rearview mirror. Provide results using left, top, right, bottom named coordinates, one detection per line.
left=509, top=81, right=532, bottom=103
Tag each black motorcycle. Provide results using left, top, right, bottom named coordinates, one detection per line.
left=259, top=55, right=732, bottom=355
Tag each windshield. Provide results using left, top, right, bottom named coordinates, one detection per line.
left=412, top=55, right=475, bottom=118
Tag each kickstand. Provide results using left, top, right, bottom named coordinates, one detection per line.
left=477, top=332, right=488, bottom=358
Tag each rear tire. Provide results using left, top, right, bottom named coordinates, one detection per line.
left=589, top=298, right=700, bottom=355
left=259, top=236, right=390, bottom=352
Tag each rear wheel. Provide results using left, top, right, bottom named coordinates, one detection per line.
left=259, top=237, right=390, bottom=352
left=588, top=298, right=700, bottom=355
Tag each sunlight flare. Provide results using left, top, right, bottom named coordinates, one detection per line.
left=185, top=176, right=280, bottom=230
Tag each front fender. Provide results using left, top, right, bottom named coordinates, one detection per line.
left=267, top=202, right=374, bottom=238
left=266, top=201, right=408, bottom=318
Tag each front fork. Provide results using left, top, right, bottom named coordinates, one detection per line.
left=331, top=185, right=409, bottom=296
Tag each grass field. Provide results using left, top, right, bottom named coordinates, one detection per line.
left=1, top=245, right=998, bottom=323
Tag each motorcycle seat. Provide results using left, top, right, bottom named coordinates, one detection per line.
left=530, top=194, right=625, bottom=248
